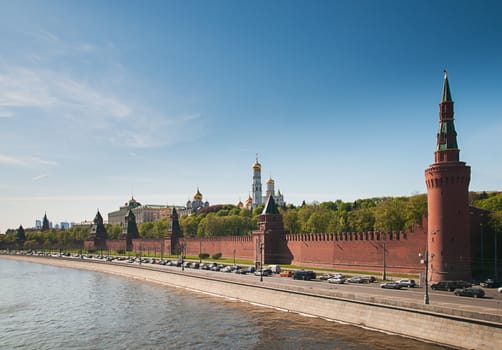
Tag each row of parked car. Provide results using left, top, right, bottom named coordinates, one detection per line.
left=32, top=251, right=501, bottom=297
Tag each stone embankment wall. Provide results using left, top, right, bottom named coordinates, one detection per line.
left=3, top=255, right=500, bottom=350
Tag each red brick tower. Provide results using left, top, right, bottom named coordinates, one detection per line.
left=425, top=71, right=471, bottom=282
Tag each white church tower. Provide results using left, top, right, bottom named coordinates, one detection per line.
left=251, top=154, right=262, bottom=208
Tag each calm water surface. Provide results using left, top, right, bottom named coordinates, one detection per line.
left=0, top=259, right=452, bottom=350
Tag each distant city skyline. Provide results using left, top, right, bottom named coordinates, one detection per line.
left=1, top=1, right=501, bottom=233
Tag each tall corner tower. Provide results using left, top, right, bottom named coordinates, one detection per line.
left=425, top=71, right=471, bottom=282
left=252, top=154, right=262, bottom=208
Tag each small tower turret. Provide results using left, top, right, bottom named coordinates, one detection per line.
left=122, top=209, right=139, bottom=251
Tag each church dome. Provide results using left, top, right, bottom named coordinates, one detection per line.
left=194, top=188, right=203, bottom=200
left=127, top=196, right=141, bottom=208
left=266, top=177, right=275, bottom=184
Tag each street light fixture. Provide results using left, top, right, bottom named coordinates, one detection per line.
left=180, top=240, right=186, bottom=271
left=418, top=251, right=429, bottom=304
left=260, top=241, right=264, bottom=282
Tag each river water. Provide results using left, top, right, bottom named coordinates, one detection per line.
left=0, top=259, right=451, bottom=350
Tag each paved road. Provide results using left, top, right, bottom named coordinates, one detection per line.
left=104, top=258, right=502, bottom=317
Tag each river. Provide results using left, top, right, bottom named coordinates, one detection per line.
left=0, top=259, right=451, bottom=349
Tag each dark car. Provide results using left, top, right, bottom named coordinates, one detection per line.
left=431, top=281, right=463, bottom=292
left=454, top=287, right=485, bottom=298
left=480, top=278, right=500, bottom=288
left=293, top=270, right=316, bottom=281
left=380, top=281, right=403, bottom=289
left=255, top=269, right=272, bottom=277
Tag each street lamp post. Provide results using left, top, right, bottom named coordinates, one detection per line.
left=181, top=240, right=185, bottom=271
left=382, top=242, right=387, bottom=281
left=419, top=250, right=434, bottom=305
left=260, top=241, right=264, bottom=282
left=495, top=233, right=498, bottom=281
left=480, top=221, right=485, bottom=273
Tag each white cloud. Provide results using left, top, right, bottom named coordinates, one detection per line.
left=0, top=153, right=57, bottom=167
left=32, top=174, right=48, bottom=181
left=0, top=63, right=203, bottom=148
left=0, top=109, right=14, bottom=117
left=0, top=154, right=26, bottom=166
left=30, top=29, right=61, bottom=43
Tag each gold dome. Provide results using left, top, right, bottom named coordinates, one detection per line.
left=194, top=188, right=203, bottom=200
left=266, top=177, right=275, bottom=184
left=252, top=154, right=261, bottom=170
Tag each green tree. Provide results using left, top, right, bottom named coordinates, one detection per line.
left=374, top=197, right=407, bottom=232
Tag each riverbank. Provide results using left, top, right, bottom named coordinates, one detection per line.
left=2, top=254, right=501, bottom=349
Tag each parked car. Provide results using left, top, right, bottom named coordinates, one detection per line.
left=267, top=265, right=281, bottom=274
left=280, top=270, right=293, bottom=277
left=397, top=279, right=416, bottom=288
left=255, top=268, right=272, bottom=277
left=245, top=266, right=256, bottom=274
left=431, top=280, right=467, bottom=292
left=362, top=276, right=376, bottom=283
left=347, top=276, right=370, bottom=284
left=380, top=281, right=403, bottom=289
left=480, top=278, right=500, bottom=288
left=293, top=270, right=316, bottom=281
left=455, top=280, right=473, bottom=288
left=319, top=273, right=335, bottom=281
left=327, top=277, right=346, bottom=284
left=454, top=287, right=485, bottom=298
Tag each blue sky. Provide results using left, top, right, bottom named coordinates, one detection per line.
left=1, top=0, right=501, bottom=232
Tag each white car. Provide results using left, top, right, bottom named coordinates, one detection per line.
left=327, top=277, right=345, bottom=284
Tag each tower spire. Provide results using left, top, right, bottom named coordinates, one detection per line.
left=435, top=70, right=459, bottom=163
left=441, top=70, right=452, bottom=102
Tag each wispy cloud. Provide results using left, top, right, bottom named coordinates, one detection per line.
left=0, top=154, right=57, bottom=167
left=0, top=109, right=14, bottom=117
left=0, top=154, right=26, bottom=166
left=32, top=174, right=48, bottom=181
left=0, top=63, right=203, bottom=148
left=30, top=29, right=61, bottom=43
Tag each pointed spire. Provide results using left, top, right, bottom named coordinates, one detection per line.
left=435, top=70, right=460, bottom=163
left=42, top=212, right=50, bottom=231
left=262, top=194, right=279, bottom=215
left=441, top=69, right=452, bottom=102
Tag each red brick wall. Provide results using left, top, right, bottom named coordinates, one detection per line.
left=184, top=236, right=255, bottom=260
left=285, top=225, right=427, bottom=273
left=97, top=223, right=426, bottom=274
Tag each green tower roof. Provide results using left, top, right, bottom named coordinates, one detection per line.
left=262, top=194, right=280, bottom=215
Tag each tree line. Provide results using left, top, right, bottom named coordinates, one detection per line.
left=2, top=192, right=501, bottom=249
